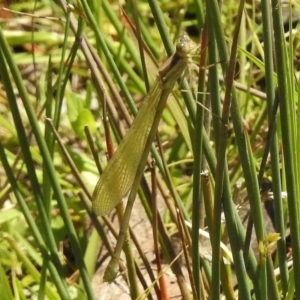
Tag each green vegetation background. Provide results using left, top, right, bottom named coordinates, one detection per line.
left=0, top=0, right=300, bottom=299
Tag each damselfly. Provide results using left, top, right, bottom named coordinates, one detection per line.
left=92, top=33, right=198, bottom=216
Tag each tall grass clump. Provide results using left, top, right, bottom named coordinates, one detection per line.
left=0, top=0, right=300, bottom=299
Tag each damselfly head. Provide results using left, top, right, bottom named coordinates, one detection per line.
left=176, top=32, right=199, bottom=58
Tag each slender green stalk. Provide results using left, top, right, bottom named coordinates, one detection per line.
left=271, top=0, right=300, bottom=298
left=147, top=0, right=174, bottom=54
left=191, top=26, right=208, bottom=300
left=211, top=2, right=244, bottom=299
left=260, top=0, right=289, bottom=293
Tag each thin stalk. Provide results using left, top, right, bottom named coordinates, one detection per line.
left=191, top=26, right=208, bottom=300
left=211, top=2, right=244, bottom=299
left=271, top=0, right=300, bottom=298
left=150, top=162, right=167, bottom=299
left=260, top=0, right=289, bottom=291
left=128, top=0, right=150, bottom=91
